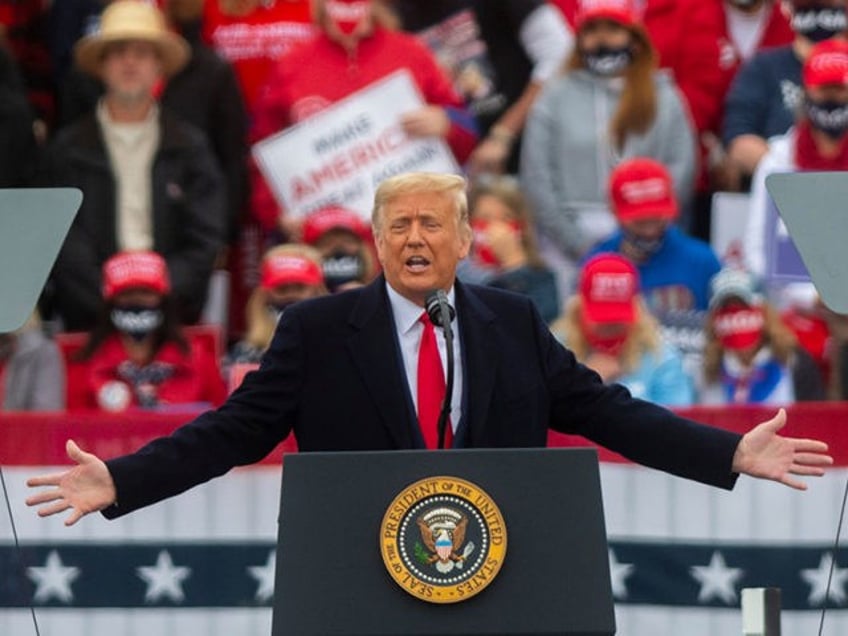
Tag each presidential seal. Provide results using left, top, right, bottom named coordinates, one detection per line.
left=379, top=476, right=507, bottom=604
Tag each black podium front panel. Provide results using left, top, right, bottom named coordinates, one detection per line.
left=272, top=448, right=615, bottom=636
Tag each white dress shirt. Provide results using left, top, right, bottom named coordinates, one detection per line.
left=385, top=283, right=463, bottom=434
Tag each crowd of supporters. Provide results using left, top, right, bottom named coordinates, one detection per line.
left=3, top=0, right=848, bottom=413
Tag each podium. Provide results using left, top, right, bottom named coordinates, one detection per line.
left=271, top=448, right=615, bottom=636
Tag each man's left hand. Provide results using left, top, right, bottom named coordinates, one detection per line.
left=732, top=409, right=833, bottom=490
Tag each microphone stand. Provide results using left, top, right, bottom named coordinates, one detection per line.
left=436, top=300, right=454, bottom=450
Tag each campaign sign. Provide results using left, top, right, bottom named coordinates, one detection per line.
left=252, top=70, right=461, bottom=220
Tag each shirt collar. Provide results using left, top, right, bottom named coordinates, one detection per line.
left=385, top=282, right=457, bottom=335
left=96, top=98, right=159, bottom=130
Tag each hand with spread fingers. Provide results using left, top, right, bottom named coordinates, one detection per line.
left=731, top=409, right=833, bottom=490
left=26, top=440, right=116, bottom=526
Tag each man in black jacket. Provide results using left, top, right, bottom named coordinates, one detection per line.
left=43, top=0, right=225, bottom=330
left=27, top=171, right=832, bottom=526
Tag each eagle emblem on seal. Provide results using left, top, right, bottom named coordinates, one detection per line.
left=416, top=507, right=476, bottom=573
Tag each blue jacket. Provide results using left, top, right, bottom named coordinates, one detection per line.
left=723, top=46, right=802, bottom=146
left=617, top=342, right=695, bottom=407
left=589, top=226, right=721, bottom=313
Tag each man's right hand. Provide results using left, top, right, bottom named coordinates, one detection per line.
left=26, top=440, right=117, bottom=526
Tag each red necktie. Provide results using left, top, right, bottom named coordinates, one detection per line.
left=417, top=312, right=452, bottom=449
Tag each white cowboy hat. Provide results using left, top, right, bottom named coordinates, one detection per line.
left=74, top=1, right=190, bottom=77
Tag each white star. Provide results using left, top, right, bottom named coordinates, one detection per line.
left=136, top=550, right=191, bottom=603
left=248, top=550, right=277, bottom=602
left=690, top=551, right=744, bottom=604
left=608, top=549, right=634, bottom=599
left=27, top=550, right=81, bottom=603
left=801, top=552, right=848, bottom=606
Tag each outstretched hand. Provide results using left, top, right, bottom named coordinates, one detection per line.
left=732, top=409, right=833, bottom=490
left=26, top=440, right=117, bottom=526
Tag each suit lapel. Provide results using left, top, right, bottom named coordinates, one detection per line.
left=346, top=277, right=417, bottom=449
left=455, top=282, right=499, bottom=447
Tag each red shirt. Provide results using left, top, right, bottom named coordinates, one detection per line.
left=250, top=27, right=478, bottom=230
left=202, top=0, right=316, bottom=113
left=85, top=335, right=226, bottom=412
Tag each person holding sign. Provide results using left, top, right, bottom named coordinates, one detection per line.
left=250, top=0, right=479, bottom=234
left=27, top=171, right=832, bottom=528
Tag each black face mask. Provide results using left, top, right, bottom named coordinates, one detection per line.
left=322, top=251, right=364, bottom=292
left=582, top=45, right=634, bottom=77
left=792, top=6, right=848, bottom=43
left=622, top=231, right=666, bottom=261
left=111, top=306, right=164, bottom=342
left=806, top=97, right=848, bottom=139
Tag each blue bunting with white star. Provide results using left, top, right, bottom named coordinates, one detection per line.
left=2, top=541, right=846, bottom=610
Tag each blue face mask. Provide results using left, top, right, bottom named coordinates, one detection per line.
left=582, top=45, right=634, bottom=77
left=792, top=6, right=848, bottom=43
left=805, top=97, right=848, bottom=139
left=111, top=306, right=164, bottom=342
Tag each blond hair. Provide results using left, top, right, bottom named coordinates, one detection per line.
left=372, top=172, right=470, bottom=238
left=243, top=244, right=326, bottom=351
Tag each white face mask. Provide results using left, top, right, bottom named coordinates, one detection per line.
left=111, top=306, right=164, bottom=342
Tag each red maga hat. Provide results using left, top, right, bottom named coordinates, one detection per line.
left=575, top=0, right=638, bottom=31
left=102, top=250, right=170, bottom=300
left=579, top=253, right=639, bottom=324
left=803, top=39, right=848, bottom=89
left=301, top=206, right=371, bottom=245
left=260, top=253, right=324, bottom=290
left=609, top=158, right=678, bottom=222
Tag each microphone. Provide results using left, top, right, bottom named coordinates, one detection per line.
left=424, top=289, right=455, bottom=328
left=424, top=289, right=455, bottom=449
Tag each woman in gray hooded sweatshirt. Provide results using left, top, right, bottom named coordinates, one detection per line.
left=520, top=0, right=696, bottom=294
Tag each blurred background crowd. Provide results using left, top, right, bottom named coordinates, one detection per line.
left=3, top=0, right=848, bottom=414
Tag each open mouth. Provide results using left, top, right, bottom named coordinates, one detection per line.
left=405, top=255, right=431, bottom=273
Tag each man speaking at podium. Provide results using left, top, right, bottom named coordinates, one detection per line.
left=28, top=172, right=831, bottom=525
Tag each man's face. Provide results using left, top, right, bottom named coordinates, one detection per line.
left=315, top=229, right=363, bottom=258
left=100, top=40, right=162, bottom=104
left=375, top=191, right=471, bottom=306
left=807, top=82, right=848, bottom=102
